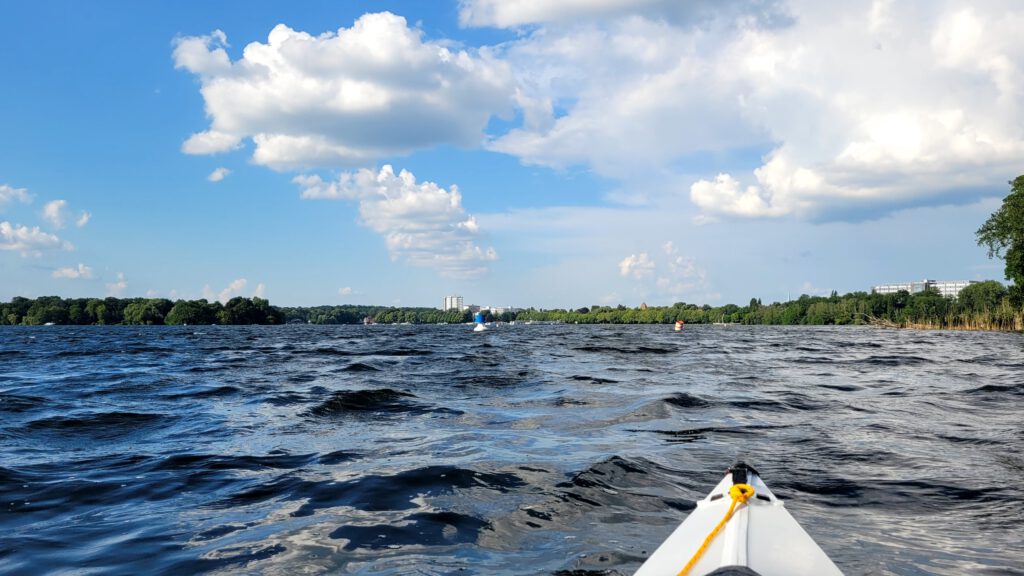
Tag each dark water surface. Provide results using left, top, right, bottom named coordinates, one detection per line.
left=2, top=324, right=1022, bottom=575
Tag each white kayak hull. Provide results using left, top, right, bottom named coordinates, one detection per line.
left=635, top=463, right=843, bottom=576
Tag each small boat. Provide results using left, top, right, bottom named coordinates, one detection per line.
left=473, top=323, right=487, bottom=332
left=635, top=463, right=842, bottom=576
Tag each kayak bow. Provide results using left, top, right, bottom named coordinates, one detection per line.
left=635, top=463, right=843, bottom=576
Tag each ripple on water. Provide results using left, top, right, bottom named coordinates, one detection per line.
left=1, top=324, right=1022, bottom=575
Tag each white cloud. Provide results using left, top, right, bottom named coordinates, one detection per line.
left=183, top=131, right=242, bottom=155
left=201, top=278, right=266, bottom=303
left=41, top=200, right=91, bottom=229
left=617, top=242, right=708, bottom=297
left=460, top=0, right=649, bottom=27
left=42, top=200, right=67, bottom=228
left=458, top=0, right=782, bottom=28
left=174, top=13, right=515, bottom=170
left=106, top=272, right=127, bottom=297
left=52, top=263, right=94, bottom=279
left=297, top=165, right=498, bottom=277
left=173, top=30, right=232, bottom=76
left=0, top=221, right=73, bottom=256
left=203, top=278, right=245, bottom=303
left=690, top=172, right=791, bottom=218
left=339, top=286, right=354, bottom=296
left=618, top=253, right=655, bottom=279
left=705, top=2, right=1024, bottom=219
left=0, top=184, right=33, bottom=208
left=475, top=1, right=1024, bottom=220
left=207, top=167, right=232, bottom=182
left=168, top=2, right=1022, bottom=225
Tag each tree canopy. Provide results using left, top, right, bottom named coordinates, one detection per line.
left=2, top=284, right=1022, bottom=330
left=977, top=175, right=1024, bottom=293
left=0, top=297, right=282, bottom=326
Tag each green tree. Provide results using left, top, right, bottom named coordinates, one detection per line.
left=123, top=300, right=167, bottom=325
left=24, top=296, right=69, bottom=325
left=220, top=297, right=258, bottom=325
left=6, top=296, right=32, bottom=324
left=101, top=297, right=125, bottom=324
left=957, top=280, right=1006, bottom=312
left=165, top=300, right=216, bottom=325
left=977, top=175, right=1024, bottom=288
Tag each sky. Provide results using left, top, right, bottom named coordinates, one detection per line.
left=1, top=0, right=1021, bottom=309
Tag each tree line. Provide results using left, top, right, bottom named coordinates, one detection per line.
left=0, top=296, right=283, bottom=326
left=1, top=281, right=1020, bottom=329
left=511, top=281, right=1021, bottom=330
left=277, top=305, right=477, bottom=325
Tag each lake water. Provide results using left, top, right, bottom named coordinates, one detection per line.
left=1, top=324, right=1022, bottom=575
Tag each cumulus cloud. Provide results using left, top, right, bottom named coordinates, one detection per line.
left=52, top=263, right=94, bottom=279
left=106, top=272, right=128, bottom=297
left=690, top=172, right=791, bottom=218
left=203, top=278, right=244, bottom=303
left=41, top=200, right=91, bottom=229
left=0, top=184, right=33, bottom=208
left=619, top=242, right=709, bottom=297
left=687, top=2, right=1024, bottom=219
left=476, top=0, right=1024, bottom=220
left=174, top=13, right=515, bottom=169
left=296, top=165, right=498, bottom=277
left=489, top=15, right=766, bottom=180
left=0, top=221, right=73, bottom=256
left=618, top=253, right=655, bottom=279
left=172, top=2, right=1022, bottom=222
left=182, top=131, right=242, bottom=155
left=207, top=167, right=232, bottom=182
left=201, top=278, right=266, bottom=303
left=42, top=200, right=67, bottom=228
left=339, top=286, right=354, bottom=296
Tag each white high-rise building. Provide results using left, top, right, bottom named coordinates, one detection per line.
left=871, top=279, right=978, bottom=298
left=443, top=295, right=464, bottom=311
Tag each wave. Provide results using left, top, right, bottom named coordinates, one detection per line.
left=662, top=392, right=709, bottom=408
left=330, top=511, right=489, bottom=550
left=25, top=411, right=172, bottom=440
left=305, top=388, right=462, bottom=417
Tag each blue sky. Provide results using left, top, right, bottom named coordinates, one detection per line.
left=1, top=1, right=1019, bottom=308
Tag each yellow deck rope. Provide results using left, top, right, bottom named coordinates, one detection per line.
left=676, top=483, right=755, bottom=576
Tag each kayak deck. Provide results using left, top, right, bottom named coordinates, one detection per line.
left=635, top=463, right=843, bottom=576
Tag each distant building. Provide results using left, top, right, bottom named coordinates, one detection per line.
left=443, top=295, right=464, bottom=311
left=871, top=279, right=978, bottom=298
left=481, top=306, right=520, bottom=315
